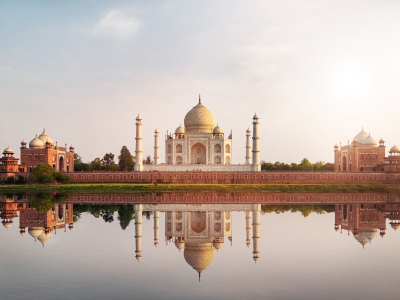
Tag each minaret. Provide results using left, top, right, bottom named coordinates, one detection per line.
left=134, top=204, right=143, bottom=261
left=252, top=113, right=260, bottom=171
left=154, top=129, right=160, bottom=165
left=134, top=115, right=143, bottom=171
left=252, top=206, right=261, bottom=262
left=245, top=211, right=252, bottom=247
left=153, top=211, right=159, bottom=247
left=245, top=128, right=252, bottom=164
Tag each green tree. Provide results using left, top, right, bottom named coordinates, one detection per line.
left=30, top=163, right=55, bottom=181
left=261, top=162, right=277, bottom=170
left=5, top=176, right=15, bottom=184
left=38, top=174, right=54, bottom=184
left=90, top=158, right=102, bottom=171
left=74, top=153, right=83, bottom=163
left=143, top=155, right=153, bottom=165
left=118, top=146, right=135, bottom=170
left=29, top=193, right=69, bottom=213
left=299, top=158, right=313, bottom=170
left=118, top=205, right=135, bottom=230
left=101, top=153, right=115, bottom=166
left=54, top=172, right=70, bottom=182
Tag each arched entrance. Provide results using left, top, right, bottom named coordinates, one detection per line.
left=191, top=143, right=206, bottom=164
left=190, top=212, right=207, bottom=233
left=342, top=155, right=347, bottom=172
left=59, top=157, right=64, bottom=172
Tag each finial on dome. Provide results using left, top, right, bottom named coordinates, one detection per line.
left=199, top=94, right=201, bottom=104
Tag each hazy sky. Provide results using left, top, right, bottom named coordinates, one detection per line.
left=1, top=0, right=400, bottom=164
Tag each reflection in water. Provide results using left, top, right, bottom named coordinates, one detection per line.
left=133, top=204, right=261, bottom=280
left=1, top=193, right=400, bottom=275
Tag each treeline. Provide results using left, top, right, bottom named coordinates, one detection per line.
left=73, top=205, right=153, bottom=230
left=261, top=158, right=334, bottom=171
left=261, top=204, right=335, bottom=217
left=74, top=145, right=156, bottom=172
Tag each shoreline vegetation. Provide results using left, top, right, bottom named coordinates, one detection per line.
left=1, top=183, right=400, bottom=194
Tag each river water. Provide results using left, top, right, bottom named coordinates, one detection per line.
left=1, top=193, right=399, bottom=300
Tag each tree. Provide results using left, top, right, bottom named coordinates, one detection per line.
left=102, top=153, right=115, bottom=166
left=54, top=172, right=70, bottom=182
left=90, top=158, right=102, bottom=170
left=74, top=153, right=83, bottom=163
left=30, top=163, right=55, bottom=181
left=118, top=146, right=135, bottom=170
left=143, top=155, right=153, bottom=165
left=299, top=158, right=313, bottom=170
left=118, top=205, right=135, bottom=230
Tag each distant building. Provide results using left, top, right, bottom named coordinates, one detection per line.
left=0, top=147, right=27, bottom=179
left=334, top=128, right=400, bottom=172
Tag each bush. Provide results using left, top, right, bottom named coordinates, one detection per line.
left=5, top=176, right=15, bottom=184
left=15, top=175, right=26, bottom=184
left=38, top=174, right=54, bottom=184
left=54, top=172, right=70, bottom=182
left=30, top=163, right=55, bottom=181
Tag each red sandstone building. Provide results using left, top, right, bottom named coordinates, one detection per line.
left=334, top=128, right=400, bottom=172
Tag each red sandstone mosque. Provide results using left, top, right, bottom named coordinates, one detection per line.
left=334, top=128, right=400, bottom=172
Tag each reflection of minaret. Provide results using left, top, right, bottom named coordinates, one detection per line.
left=252, top=208, right=260, bottom=262
left=153, top=211, right=159, bottom=247
left=134, top=204, right=143, bottom=261
left=246, top=211, right=252, bottom=248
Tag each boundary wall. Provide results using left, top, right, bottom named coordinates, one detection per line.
left=59, top=171, right=400, bottom=184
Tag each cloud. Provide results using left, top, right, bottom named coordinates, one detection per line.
left=91, top=10, right=141, bottom=38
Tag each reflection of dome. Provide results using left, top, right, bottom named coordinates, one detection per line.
left=213, top=125, right=223, bottom=134
left=354, top=229, right=379, bottom=246
left=37, top=231, right=53, bottom=245
left=38, top=130, right=54, bottom=145
left=29, top=136, right=44, bottom=148
left=3, top=147, right=13, bottom=154
left=28, top=227, right=43, bottom=239
left=390, top=145, right=400, bottom=153
left=184, top=242, right=216, bottom=274
left=213, top=241, right=223, bottom=250
left=175, top=125, right=185, bottom=134
left=2, top=220, right=13, bottom=229
left=354, top=129, right=369, bottom=144
left=391, top=223, right=400, bottom=231
left=184, top=100, right=216, bottom=134
left=363, top=134, right=378, bottom=147
left=175, top=240, right=185, bottom=250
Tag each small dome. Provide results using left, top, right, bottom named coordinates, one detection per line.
left=3, top=147, right=13, bottom=154
left=175, top=240, right=185, bottom=250
left=29, top=136, right=44, bottom=148
left=28, top=227, right=43, bottom=239
left=21, top=140, right=27, bottom=145
left=391, top=223, right=400, bottom=231
left=363, top=134, right=378, bottom=147
left=213, top=125, right=223, bottom=134
left=354, top=229, right=378, bottom=247
left=37, top=231, right=53, bottom=245
left=334, top=144, right=339, bottom=148
left=354, top=128, right=369, bottom=144
left=2, top=221, right=13, bottom=229
left=213, top=242, right=223, bottom=250
left=69, top=145, right=74, bottom=149
left=175, top=125, right=185, bottom=134
left=38, top=130, right=54, bottom=145
left=379, top=138, right=385, bottom=144
left=390, top=145, right=400, bottom=153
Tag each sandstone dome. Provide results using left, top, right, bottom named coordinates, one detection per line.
left=37, top=231, right=53, bottom=245
left=2, top=220, right=13, bottom=229
left=363, top=134, right=378, bottom=147
left=184, top=242, right=216, bottom=275
left=3, top=147, right=13, bottom=154
left=175, top=125, right=185, bottom=134
left=391, top=223, right=400, bottom=231
left=390, top=145, right=400, bottom=153
left=354, top=228, right=378, bottom=247
left=28, top=227, right=44, bottom=239
left=353, top=129, right=369, bottom=144
left=184, top=100, right=216, bottom=134
left=213, top=125, right=223, bottom=134
left=29, top=136, right=44, bottom=148
left=38, top=130, right=53, bottom=145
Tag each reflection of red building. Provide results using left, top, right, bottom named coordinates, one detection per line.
left=383, top=202, right=400, bottom=231
left=19, top=203, right=74, bottom=246
left=0, top=195, right=27, bottom=229
left=0, top=195, right=74, bottom=247
left=334, top=203, right=387, bottom=248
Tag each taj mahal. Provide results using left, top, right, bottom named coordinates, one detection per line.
left=134, top=95, right=261, bottom=172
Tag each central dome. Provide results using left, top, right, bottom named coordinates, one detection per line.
left=184, top=100, right=216, bottom=134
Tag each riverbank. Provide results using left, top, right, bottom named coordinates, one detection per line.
left=1, top=183, right=399, bottom=194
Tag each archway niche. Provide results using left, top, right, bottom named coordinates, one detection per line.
left=191, top=143, right=206, bottom=164
left=225, top=156, right=231, bottom=164
left=214, top=144, right=221, bottom=153
left=342, top=155, right=347, bottom=172
left=176, top=144, right=182, bottom=153
left=225, top=144, right=231, bottom=153
left=190, top=212, right=207, bottom=233
left=214, top=156, right=221, bottom=164
left=59, top=156, right=64, bottom=172
left=176, top=156, right=182, bottom=164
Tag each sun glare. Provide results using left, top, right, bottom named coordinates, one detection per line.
left=334, top=66, right=365, bottom=96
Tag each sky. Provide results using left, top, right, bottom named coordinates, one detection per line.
left=1, top=0, right=400, bottom=164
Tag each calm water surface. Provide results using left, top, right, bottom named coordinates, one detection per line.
left=1, top=193, right=400, bottom=300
